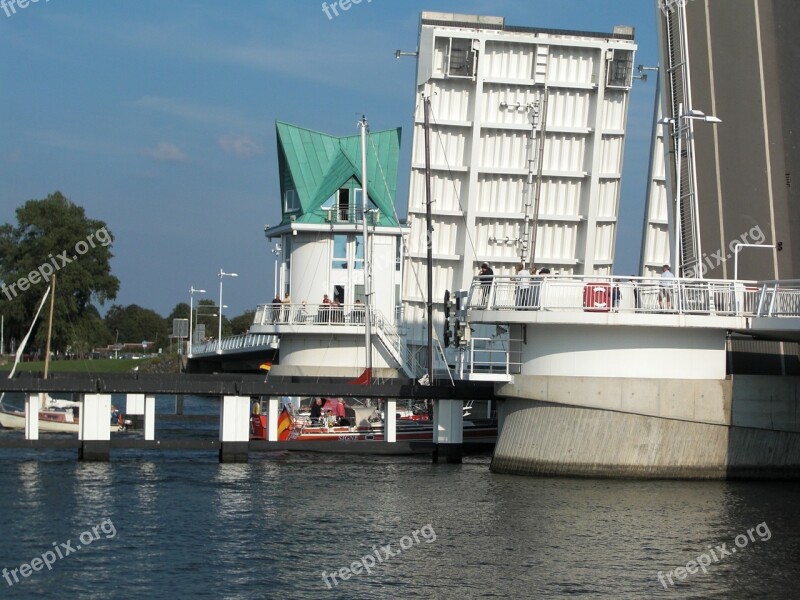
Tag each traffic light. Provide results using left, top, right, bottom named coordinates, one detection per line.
left=777, top=241, right=783, bottom=251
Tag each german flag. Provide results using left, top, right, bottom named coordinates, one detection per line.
left=277, top=408, right=292, bottom=441
left=259, top=362, right=272, bottom=372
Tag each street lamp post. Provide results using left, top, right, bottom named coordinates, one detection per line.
left=217, top=270, right=238, bottom=354
left=659, top=103, right=721, bottom=278
left=188, top=286, right=206, bottom=358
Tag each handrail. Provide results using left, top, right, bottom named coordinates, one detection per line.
left=190, top=333, right=277, bottom=356
left=250, top=303, right=421, bottom=378
left=465, top=275, right=798, bottom=318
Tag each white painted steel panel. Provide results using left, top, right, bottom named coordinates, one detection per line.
left=548, top=47, right=597, bottom=86
left=484, top=41, right=536, bottom=80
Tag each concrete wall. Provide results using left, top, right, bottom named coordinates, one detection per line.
left=491, top=374, right=800, bottom=478
left=491, top=398, right=800, bottom=478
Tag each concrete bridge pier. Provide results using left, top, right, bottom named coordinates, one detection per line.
left=79, top=394, right=112, bottom=462
left=219, top=395, right=250, bottom=463
left=266, top=397, right=279, bottom=441
left=433, top=399, right=463, bottom=464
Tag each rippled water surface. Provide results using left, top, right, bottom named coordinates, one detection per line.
left=0, top=397, right=798, bottom=599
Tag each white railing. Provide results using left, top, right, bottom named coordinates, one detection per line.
left=460, top=337, right=522, bottom=378
left=466, top=275, right=797, bottom=318
left=252, top=303, right=421, bottom=378
left=757, top=281, right=800, bottom=317
left=190, top=333, right=277, bottom=356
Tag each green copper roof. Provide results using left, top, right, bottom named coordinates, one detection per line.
left=276, top=121, right=401, bottom=227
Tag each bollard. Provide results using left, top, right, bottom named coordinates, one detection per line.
left=432, top=398, right=463, bottom=464
left=219, top=395, right=250, bottom=462
left=79, top=394, right=112, bottom=461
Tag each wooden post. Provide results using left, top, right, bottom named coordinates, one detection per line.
left=219, top=395, right=250, bottom=462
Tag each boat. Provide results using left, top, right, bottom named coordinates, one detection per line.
left=249, top=399, right=496, bottom=448
left=0, top=276, right=126, bottom=434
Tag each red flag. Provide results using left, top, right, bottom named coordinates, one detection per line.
left=348, top=368, right=371, bottom=385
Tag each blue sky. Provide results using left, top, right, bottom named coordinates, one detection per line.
left=0, top=0, right=659, bottom=319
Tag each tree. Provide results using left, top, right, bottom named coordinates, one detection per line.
left=0, top=192, right=119, bottom=352
left=194, top=299, right=231, bottom=339
left=168, top=303, right=190, bottom=321
left=104, top=304, right=169, bottom=351
left=230, top=310, right=255, bottom=335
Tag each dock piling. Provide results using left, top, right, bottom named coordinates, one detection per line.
left=219, top=395, right=250, bottom=463
left=432, top=399, right=463, bottom=464
left=79, top=394, right=112, bottom=461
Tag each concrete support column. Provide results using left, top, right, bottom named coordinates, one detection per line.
left=144, top=395, right=156, bottom=441
left=175, top=394, right=184, bottom=415
left=79, top=394, right=111, bottom=462
left=25, top=393, right=39, bottom=441
left=219, top=395, right=250, bottom=463
left=267, top=397, right=279, bottom=442
left=384, top=400, right=397, bottom=443
left=125, top=393, right=145, bottom=430
left=432, top=399, right=463, bottom=464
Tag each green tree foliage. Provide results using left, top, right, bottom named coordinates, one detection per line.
left=194, top=298, right=231, bottom=339
left=104, top=304, right=169, bottom=350
left=168, top=303, right=190, bottom=321
left=230, top=310, right=255, bottom=335
left=0, top=192, right=119, bottom=352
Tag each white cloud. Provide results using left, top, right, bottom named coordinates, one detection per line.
left=218, top=135, right=263, bottom=158
left=146, top=142, right=186, bottom=162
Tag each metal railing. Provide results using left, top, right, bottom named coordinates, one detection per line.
left=252, top=303, right=421, bottom=378
left=190, top=333, right=278, bottom=356
left=460, top=337, right=522, bottom=378
left=466, top=275, right=796, bottom=317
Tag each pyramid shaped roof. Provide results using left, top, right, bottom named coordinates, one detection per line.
left=276, top=121, right=401, bottom=227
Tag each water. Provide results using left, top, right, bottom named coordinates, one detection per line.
left=0, top=396, right=799, bottom=599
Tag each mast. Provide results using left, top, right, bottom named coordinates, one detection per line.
left=43, top=274, right=55, bottom=380
left=359, top=116, right=372, bottom=384
left=423, top=96, right=433, bottom=384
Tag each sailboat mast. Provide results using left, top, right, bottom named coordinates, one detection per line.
left=359, top=116, right=372, bottom=384
left=423, top=96, right=434, bottom=384
left=43, top=274, right=56, bottom=380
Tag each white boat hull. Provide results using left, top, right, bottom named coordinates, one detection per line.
left=0, top=409, right=120, bottom=434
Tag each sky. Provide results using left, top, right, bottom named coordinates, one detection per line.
left=0, top=0, right=660, bottom=319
